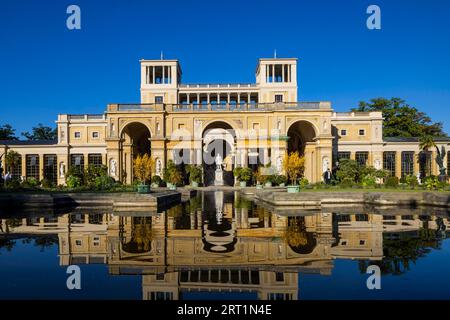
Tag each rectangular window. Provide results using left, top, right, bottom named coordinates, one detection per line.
left=92, top=131, right=99, bottom=139
left=419, top=151, right=432, bottom=178
left=340, top=129, right=347, bottom=136
left=275, top=272, right=284, bottom=282
left=275, top=94, right=283, bottom=103
left=337, top=152, right=351, bottom=161
left=6, top=154, right=22, bottom=180
left=359, top=129, right=365, bottom=136
left=401, top=152, right=414, bottom=177
left=155, top=96, right=163, bottom=103
left=88, top=154, right=103, bottom=167
left=26, top=155, right=40, bottom=180
left=448, top=151, right=450, bottom=176
left=74, top=132, right=81, bottom=139
left=75, top=240, right=82, bottom=246
left=71, top=154, right=84, bottom=171
left=43, top=154, right=57, bottom=184
left=355, top=152, right=369, bottom=167
left=383, top=152, right=396, bottom=177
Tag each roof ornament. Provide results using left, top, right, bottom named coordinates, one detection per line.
left=274, top=49, right=277, bottom=58
left=160, top=51, right=164, bottom=60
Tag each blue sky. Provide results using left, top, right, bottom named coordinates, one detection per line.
left=1, top=0, right=449, bottom=135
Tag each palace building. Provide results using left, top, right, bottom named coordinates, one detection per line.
left=1, top=56, right=449, bottom=186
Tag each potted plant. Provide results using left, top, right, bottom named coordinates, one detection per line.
left=164, top=160, right=182, bottom=190
left=233, top=167, right=243, bottom=186
left=275, top=175, right=287, bottom=187
left=283, top=152, right=305, bottom=193
left=264, top=174, right=274, bottom=188
left=151, top=175, right=162, bottom=188
left=133, top=154, right=155, bottom=193
left=236, top=167, right=252, bottom=187
left=186, top=164, right=202, bottom=187
left=254, top=168, right=264, bottom=189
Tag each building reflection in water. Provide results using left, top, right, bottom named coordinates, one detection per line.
left=0, top=191, right=449, bottom=300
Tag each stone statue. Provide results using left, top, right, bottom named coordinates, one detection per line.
left=436, top=145, right=447, bottom=177
left=276, top=156, right=283, bottom=173
left=416, top=172, right=422, bottom=185
left=156, top=158, right=162, bottom=176
left=323, top=157, right=329, bottom=173
left=59, top=162, right=65, bottom=178
left=215, top=153, right=223, bottom=170
left=374, top=159, right=381, bottom=170
left=110, top=159, right=117, bottom=177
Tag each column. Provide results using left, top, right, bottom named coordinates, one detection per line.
left=197, top=93, right=200, bottom=105
left=162, top=65, right=165, bottom=84
left=152, top=66, right=155, bottom=84
left=39, top=154, right=44, bottom=181
left=227, top=93, right=230, bottom=104
left=413, top=151, right=420, bottom=176
left=186, top=94, right=190, bottom=104
left=207, top=93, right=210, bottom=104
left=272, top=65, right=275, bottom=83
left=282, top=64, right=285, bottom=82
left=217, top=93, right=220, bottom=104
left=237, top=93, right=241, bottom=105
left=395, top=151, right=402, bottom=178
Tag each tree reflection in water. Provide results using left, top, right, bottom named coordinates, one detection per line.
left=283, top=216, right=317, bottom=254
left=121, top=217, right=153, bottom=253
left=359, top=225, right=447, bottom=275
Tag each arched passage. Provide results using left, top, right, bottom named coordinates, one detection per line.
left=202, top=121, right=236, bottom=186
left=287, top=120, right=317, bottom=155
left=120, top=122, right=151, bottom=184
left=287, top=120, right=317, bottom=182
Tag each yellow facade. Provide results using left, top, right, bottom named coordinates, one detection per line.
left=1, top=56, right=449, bottom=185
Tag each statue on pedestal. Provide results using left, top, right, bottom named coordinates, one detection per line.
left=214, top=154, right=224, bottom=186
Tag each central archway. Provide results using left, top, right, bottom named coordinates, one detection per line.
left=287, top=120, right=317, bottom=182
left=202, top=121, right=236, bottom=186
left=120, top=122, right=151, bottom=184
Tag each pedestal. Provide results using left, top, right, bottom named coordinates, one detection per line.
left=214, top=169, right=224, bottom=186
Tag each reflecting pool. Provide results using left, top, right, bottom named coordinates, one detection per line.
left=1, top=191, right=450, bottom=300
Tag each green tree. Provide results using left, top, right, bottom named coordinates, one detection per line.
left=352, top=98, right=446, bottom=137
left=5, top=151, right=21, bottom=176
left=22, top=124, right=57, bottom=141
left=419, top=135, right=447, bottom=176
left=0, top=124, right=18, bottom=140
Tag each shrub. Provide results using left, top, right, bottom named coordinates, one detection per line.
left=22, top=177, right=40, bottom=188
left=274, top=175, right=287, bottom=186
left=186, top=165, right=202, bottom=183
left=41, top=178, right=55, bottom=189
left=151, top=175, right=162, bottom=186
left=299, top=177, right=309, bottom=188
left=361, top=174, right=376, bottom=188
left=384, top=176, right=399, bottom=188
left=239, top=167, right=253, bottom=183
left=405, top=174, right=419, bottom=189
left=164, top=160, right=183, bottom=186
left=423, top=175, right=439, bottom=190
left=5, top=179, right=21, bottom=189
left=133, top=154, right=155, bottom=184
left=93, top=175, right=116, bottom=190
left=340, top=177, right=354, bottom=188
left=66, top=175, right=82, bottom=188
left=336, top=159, right=359, bottom=183
left=233, top=167, right=243, bottom=180
left=283, top=152, right=306, bottom=185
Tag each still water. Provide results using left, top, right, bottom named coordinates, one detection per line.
left=1, top=191, right=450, bottom=300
